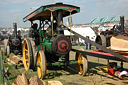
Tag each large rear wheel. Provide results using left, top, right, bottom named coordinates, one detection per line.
left=37, top=51, right=47, bottom=79
left=75, top=48, right=88, bottom=76
left=23, top=38, right=33, bottom=70
left=29, top=38, right=37, bottom=70
left=96, top=35, right=106, bottom=47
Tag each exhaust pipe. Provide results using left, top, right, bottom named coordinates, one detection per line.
left=120, top=16, right=124, bottom=33
left=13, top=23, right=17, bottom=37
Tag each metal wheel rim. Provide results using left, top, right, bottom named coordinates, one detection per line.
left=37, top=52, right=43, bottom=78
left=37, top=51, right=47, bottom=79
left=23, top=40, right=29, bottom=70
left=76, top=53, right=85, bottom=75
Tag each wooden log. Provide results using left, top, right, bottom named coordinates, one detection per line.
left=21, top=73, right=29, bottom=85
left=111, top=35, right=128, bottom=51
left=29, top=75, right=38, bottom=85
left=7, top=58, right=16, bottom=64
left=48, top=81, right=63, bottom=85
left=14, top=73, right=29, bottom=85
left=12, top=83, right=17, bottom=85
left=15, top=75, right=23, bottom=85
left=29, top=75, right=46, bottom=85
left=7, top=54, right=22, bottom=65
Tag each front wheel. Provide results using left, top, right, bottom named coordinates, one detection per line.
left=37, top=50, right=47, bottom=79
left=75, top=49, right=88, bottom=76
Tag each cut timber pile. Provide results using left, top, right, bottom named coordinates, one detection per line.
left=12, top=73, right=29, bottom=85
left=12, top=73, right=47, bottom=85
left=12, top=73, right=63, bottom=85
left=7, top=54, right=22, bottom=65
left=110, top=35, right=128, bottom=52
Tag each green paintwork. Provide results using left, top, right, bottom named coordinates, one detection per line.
left=37, top=29, right=53, bottom=52
left=23, top=3, right=80, bottom=22
left=23, top=3, right=80, bottom=70
left=39, top=29, right=45, bottom=42
left=37, top=39, right=52, bottom=52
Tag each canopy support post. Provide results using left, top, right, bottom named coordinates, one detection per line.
left=51, top=12, right=53, bottom=38
left=70, top=12, right=72, bottom=42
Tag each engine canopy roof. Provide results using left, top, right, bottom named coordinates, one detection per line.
left=23, top=3, right=80, bottom=22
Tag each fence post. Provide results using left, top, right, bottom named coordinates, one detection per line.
left=0, top=48, right=4, bottom=84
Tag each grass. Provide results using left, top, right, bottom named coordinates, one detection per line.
left=0, top=45, right=103, bottom=85
left=0, top=50, right=5, bottom=85
left=1, top=45, right=128, bottom=85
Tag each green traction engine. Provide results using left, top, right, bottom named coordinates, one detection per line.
left=22, top=3, right=88, bottom=79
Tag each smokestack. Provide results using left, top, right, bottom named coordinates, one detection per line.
left=13, top=23, right=17, bottom=37
left=57, top=10, right=63, bottom=34
left=120, top=16, right=124, bottom=33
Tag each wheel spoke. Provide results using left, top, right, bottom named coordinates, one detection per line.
left=78, top=59, right=83, bottom=64
left=26, top=57, right=29, bottom=61
left=79, top=65, right=83, bottom=74
left=25, top=48, right=28, bottom=52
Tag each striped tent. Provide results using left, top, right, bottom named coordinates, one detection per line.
left=110, top=15, right=120, bottom=22
left=91, top=17, right=99, bottom=24
left=100, top=16, right=108, bottom=23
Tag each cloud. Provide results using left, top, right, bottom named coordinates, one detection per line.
left=0, top=0, right=30, bottom=5
left=0, top=9, right=23, bottom=16
left=1, top=0, right=128, bottom=27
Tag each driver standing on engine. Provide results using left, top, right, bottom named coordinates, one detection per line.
left=29, top=23, right=39, bottom=45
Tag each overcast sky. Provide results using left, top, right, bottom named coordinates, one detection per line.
left=0, top=0, right=128, bottom=28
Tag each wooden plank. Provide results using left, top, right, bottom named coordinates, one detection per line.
left=7, top=54, right=22, bottom=65
left=7, top=58, right=16, bottom=64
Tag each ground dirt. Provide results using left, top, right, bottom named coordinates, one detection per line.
left=1, top=44, right=128, bottom=85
